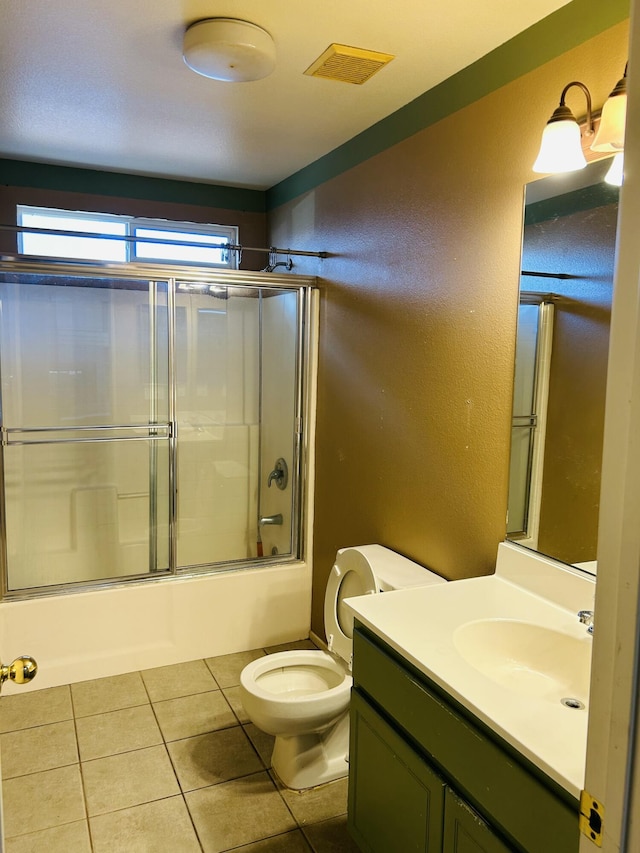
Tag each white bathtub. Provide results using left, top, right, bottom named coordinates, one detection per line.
left=0, top=561, right=312, bottom=693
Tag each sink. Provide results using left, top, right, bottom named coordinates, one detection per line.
left=453, top=619, right=592, bottom=703
left=345, top=548, right=597, bottom=795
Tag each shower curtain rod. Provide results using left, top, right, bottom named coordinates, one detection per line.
left=0, top=224, right=328, bottom=259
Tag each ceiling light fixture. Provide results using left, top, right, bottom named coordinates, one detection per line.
left=183, top=18, right=276, bottom=83
left=532, top=65, right=628, bottom=176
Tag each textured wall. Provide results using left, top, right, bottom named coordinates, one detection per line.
left=268, top=21, right=629, bottom=635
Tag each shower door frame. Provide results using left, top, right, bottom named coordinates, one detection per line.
left=0, top=257, right=317, bottom=600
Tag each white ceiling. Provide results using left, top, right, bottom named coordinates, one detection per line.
left=0, top=0, right=570, bottom=191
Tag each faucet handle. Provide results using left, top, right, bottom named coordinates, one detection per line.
left=267, top=458, right=288, bottom=490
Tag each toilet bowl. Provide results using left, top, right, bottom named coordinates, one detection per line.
left=240, top=544, right=445, bottom=789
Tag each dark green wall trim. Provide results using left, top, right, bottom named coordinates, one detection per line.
left=0, top=159, right=266, bottom=213
left=525, top=182, right=619, bottom=225
left=267, top=0, right=629, bottom=210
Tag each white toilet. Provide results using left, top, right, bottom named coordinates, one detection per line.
left=239, top=544, right=445, bottom=790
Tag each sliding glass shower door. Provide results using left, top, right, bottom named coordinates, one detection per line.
left=174, top=284, right=300, bottom=568
left=0, top=265, right=309, bottom=596
left=0, top=272, right=171, bottom=591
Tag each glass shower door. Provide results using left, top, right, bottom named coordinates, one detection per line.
left=0, top=272, right=171, bottom=592
left=174, top=284, right=301, bottom=568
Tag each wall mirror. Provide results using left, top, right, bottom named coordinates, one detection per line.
left=507, top=156, right=620, bottom=574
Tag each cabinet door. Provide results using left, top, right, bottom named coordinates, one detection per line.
left=443, top=788, right=514, bottom=853
left=348, top=689, right=446, bottom=853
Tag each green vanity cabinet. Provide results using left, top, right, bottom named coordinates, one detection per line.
left=443, top=789, right=512, bottom=853
left=347, top=624, right=580, bottom=853
left=349, top=689, right=446, bottom=851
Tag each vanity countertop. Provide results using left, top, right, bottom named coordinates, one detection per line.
left=345, top=542, right=596, bottom=798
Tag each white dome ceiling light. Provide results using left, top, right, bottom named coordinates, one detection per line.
left=183, top=18, right=276, bottom=83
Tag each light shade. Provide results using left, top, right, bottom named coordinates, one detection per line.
left=592, top=76, right=627, bottom=151
left=532, top=107, right=587, bottom=173
left=604, top=152, right=624, bottom=186
left=183, top=18, right=276, bottom=83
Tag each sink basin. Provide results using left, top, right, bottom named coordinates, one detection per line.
left=453, top=619, right=591, bottom=703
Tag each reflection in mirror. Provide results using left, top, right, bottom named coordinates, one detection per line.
left=507, top=157, right=620, bottom=574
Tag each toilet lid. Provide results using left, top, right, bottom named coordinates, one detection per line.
left=324, top=547, right=378, bottom=666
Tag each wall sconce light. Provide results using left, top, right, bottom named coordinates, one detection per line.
left=532, top=81, right=593, bottom=173
left=604, top=152, right=624, bottom=186
left=592, top=64, right=627, bottom=151
left=533, top=65, right=628, bottom=176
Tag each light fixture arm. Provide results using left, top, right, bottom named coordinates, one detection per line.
left=557, top=81, right=594, bottom=136
left=609, top=62, right=629, bottom=98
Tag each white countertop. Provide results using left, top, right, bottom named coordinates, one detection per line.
left=345, top=542, right=596, bottom=798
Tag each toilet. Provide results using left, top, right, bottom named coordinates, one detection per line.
left=239, top=544, right=446, bottom=790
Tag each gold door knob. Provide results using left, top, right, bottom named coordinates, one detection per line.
left=0, top=655, right=38, bottom=688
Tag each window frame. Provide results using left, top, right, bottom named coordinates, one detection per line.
left=16, top=206, right=239, bottom=270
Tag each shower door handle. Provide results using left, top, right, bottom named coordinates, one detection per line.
left=0, top=655, right=38, bottom=693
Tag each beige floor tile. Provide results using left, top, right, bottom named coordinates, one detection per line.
left=186, top=771, right=296, bottom=853
left=302, top=815, right=361, bottom=852
left=223, top=684, right=250, bottom=723
left=71, top=671, right=149, bottom=717
left=90, top=795, right=201, bottom=853
left=0, top=720, right=78, bottom=778
left=0, top=686, right=72, bottom=733
left=274, top=777, right=348, bottom=826
left=5, top=820, right=91, bottom=853
left=141, top=658, right=217, bottom=702
left=76, top=703, right=162, bottom=761
left=264, top=639, right=317, bottom=654
left=229, top=830, right=313, bottom=852
left=81, top=744, right=180, bottom=816
left=3, top=765, right=86, bottom=838
left=204, top=649, right=266, bottom=688
left=167, top=726, right=263, bottom=791
left=153, top=689, right=236, bottom=741
left=243, top=722, right=275, bottom=767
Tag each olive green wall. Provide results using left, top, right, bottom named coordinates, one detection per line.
left=268, top=21, right=630, bottom=636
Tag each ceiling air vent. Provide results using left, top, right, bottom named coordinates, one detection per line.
left=304, top=44, right=394, bottom=85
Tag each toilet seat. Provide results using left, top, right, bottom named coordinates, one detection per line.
left=324, top=547, right=378, bottom=666
left=241, top=651, right=350, bottom=706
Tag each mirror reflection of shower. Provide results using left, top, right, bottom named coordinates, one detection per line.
left=507, top=296, right=554, bottom=548
left=506, top=156, right=618, bottom=570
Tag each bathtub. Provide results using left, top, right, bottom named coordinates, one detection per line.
left=0, top=561, right=312, bottom=693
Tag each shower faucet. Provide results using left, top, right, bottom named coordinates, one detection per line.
left=259, top=514, right=283, bottom=526
left=267, top=458, right=288, bottom=490
left=578, top=610, right=594, bottom=634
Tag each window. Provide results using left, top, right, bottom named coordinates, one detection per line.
left=16, top=206, right=238, bottom=269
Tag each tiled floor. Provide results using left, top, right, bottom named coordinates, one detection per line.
left=0, top=641, right=361, bottom=852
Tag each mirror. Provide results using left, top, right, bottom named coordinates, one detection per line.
left=507, top=157, right=620, bottom=574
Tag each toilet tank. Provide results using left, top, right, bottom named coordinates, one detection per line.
left=345, top=544, right=446, bottom=592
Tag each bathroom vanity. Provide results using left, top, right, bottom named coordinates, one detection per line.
left=349, top=624, right=578, bottom=852
left=345, top=542, right=595, bottom=853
